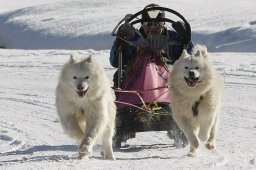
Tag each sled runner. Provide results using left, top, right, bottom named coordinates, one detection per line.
left=111, top=6, right=191, bottom=148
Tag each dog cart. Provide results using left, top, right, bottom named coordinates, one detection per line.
left=111, top=6, right=191, bottom=148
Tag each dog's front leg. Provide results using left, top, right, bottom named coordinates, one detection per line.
left=174, top=116, right=199, bottom=156
left=205, top=113, right=220, bottom=150
left=78, top=118, right=106, bottom=159
left=102, top=123, right=115, bottom=160
left=59, top=115, right=84, bottom=141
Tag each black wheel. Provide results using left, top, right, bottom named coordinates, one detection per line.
left=113, top=131, right=123, bottom=149
left=168, top=124, right=188, bottom=148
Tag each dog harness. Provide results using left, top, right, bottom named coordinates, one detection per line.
left=192, top=95, right=203, bottom=116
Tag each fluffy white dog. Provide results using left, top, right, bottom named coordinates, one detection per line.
left=55, top=54, right=116, bottom=160
left=169, top=45, right=224, bottom=156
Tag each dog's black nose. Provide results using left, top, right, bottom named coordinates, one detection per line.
left=77, top=84, right=84, bottom=90
left=189, top=70, right=195, bottom=77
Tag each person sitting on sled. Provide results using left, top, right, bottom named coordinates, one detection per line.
left=110, top=3, right=194, bottom=89
left=110, top=4, right=194, bottom=148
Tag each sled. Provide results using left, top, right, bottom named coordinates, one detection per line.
left=111, top=6, right=191, bottom=148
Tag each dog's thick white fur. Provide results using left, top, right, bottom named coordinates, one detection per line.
left=170, top=45, right=224, bottom=156
left=55, top=54, right=116, bottom=160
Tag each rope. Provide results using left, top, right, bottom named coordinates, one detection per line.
left=115, top=101, right=151, bottom=112
left=113, top=85, right=168, bottom=93
left=112, top=86, right=170, bottom=115
left=148, top=89, right=170, bottom=105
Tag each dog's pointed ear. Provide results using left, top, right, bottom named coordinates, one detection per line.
left=195, top=44, right=208, bottom=58
left=201, top=45, right=208, bottom=58
left=86, top=55, right=93, bottom=63
left=194, top=49, right=201, bottom=57
left=70, top=53, right=79, bottom=63
left=181, top=49, right=189, bottom=58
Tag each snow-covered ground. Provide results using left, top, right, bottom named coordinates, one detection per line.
left=0, top=0, right=256, bottom=169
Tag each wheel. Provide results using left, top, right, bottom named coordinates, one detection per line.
left=168, top=125, right=188, bottom=148
left=113, top=131, right=123, bottom=149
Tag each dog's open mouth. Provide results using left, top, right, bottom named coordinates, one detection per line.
left=76, top=89, right=88, bottom=98
left=184, top=77, right=202, bottom=87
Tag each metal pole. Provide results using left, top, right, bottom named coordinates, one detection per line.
left=117, top=44, right=123, bottom=88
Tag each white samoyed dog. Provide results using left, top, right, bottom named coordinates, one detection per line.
left=169, top=45, right=224, bottom=156
left=55, top=54, right=116, bottom=160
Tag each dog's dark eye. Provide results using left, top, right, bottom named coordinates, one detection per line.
left=185, top=66, right=188, bottom=69
left=73, top=76, right=77, bottom=79
left=84, top=76, right=89, bottom=79
left=195, top=67, right=199, bottom=69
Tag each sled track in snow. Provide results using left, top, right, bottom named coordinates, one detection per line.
left=0, top=126, right=26, bottom=155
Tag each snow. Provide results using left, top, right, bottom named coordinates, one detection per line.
left=0, top=0, right=256, bottom=51
left=0, top=0, right=256, bottom=169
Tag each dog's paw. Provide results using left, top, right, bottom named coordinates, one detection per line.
left=187, top=151, right=197, bottom=157
left=78, top=152, right=90, bottom=159
left=78, top=148, right=91, bottom=159
left=205, top=142, right=215, bottom=150
left=101, top=150, right=116, bottom=160
left=187, top=147, right=197, bottom=157
left=77, top=153, right=89, bottom=160
left=104, top=155, right=116, bottom=160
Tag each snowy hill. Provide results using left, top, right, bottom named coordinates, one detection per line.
left=0, top=0, right=256, bottom=52
left=0, top=0, right=256, bottom=170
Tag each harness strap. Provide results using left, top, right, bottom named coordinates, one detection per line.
left=192, top=95, right=203, bottom=116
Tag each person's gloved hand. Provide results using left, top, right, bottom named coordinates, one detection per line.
left=117, top=23, right=135, bottom=40
left=172, top=21, right=191, bottom=44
